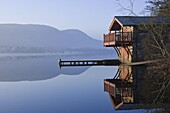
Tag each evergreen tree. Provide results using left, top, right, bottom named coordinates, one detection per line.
left=147, top=0, right=170, bottom=18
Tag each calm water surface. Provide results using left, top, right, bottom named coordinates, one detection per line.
left=0, top=54, right=146, bottom=113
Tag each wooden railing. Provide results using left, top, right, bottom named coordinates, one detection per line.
left=115, top=32, right=132, bottom=42
left=104, top=80, right=116, bottom=97
left=104, top=33, right=115, bottom=43
left=104, top=32, right=133, bottom=46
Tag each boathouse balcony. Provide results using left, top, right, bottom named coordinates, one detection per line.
left=104, top=32, right=133, bottom=47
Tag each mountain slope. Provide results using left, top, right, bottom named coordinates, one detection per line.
left=0, top=24, right=102, bottom=48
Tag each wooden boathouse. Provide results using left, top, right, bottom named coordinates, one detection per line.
left=103, top=16, right=169, bottom=110
left=103, top=16, right=167, bottom=63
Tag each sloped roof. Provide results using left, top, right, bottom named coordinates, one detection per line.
left=115, top=16, right=169, bottom=26
left=109, top=16, right=170, bottom=31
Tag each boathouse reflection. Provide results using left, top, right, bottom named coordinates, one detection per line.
left=104, top=65, right=146, bottom=110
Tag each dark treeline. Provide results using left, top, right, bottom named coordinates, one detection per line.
left=141, top=0, right=170, bottom=112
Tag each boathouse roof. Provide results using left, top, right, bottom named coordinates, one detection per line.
left=109, top=16, right=170, bottom=31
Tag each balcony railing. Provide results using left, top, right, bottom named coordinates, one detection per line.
left=104, top=32, right=133, bottom=46
left=104, top=80, right=116, bottom=97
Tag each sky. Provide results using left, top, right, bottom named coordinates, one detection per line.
left=0, top=0, right=147, bottom=40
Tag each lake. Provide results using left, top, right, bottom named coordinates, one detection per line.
left=0, top=53, right=146, bottom=113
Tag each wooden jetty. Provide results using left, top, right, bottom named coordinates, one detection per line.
left=59, top=58, right=157, bottom=68
left=59, top=59, right=121, bottom=68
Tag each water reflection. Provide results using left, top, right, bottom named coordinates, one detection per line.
left=0, top=53, right=115, bottom=81
left=0, top=55, right=90, bottom=81
left=104, top=65, right=146, bottom=110
left=0, top=53, right=147, bottom=113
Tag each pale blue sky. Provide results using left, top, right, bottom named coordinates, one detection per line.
left=0, top=0, right=147, bottom=40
